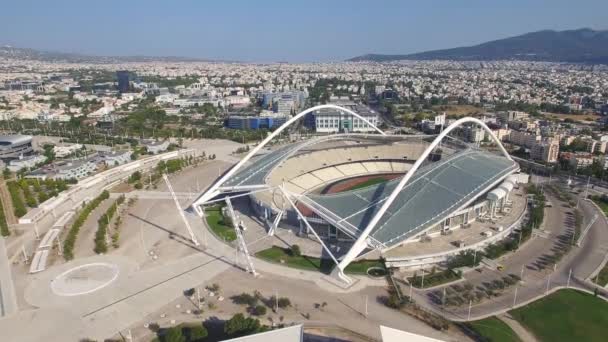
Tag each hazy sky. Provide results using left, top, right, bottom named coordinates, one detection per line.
left=1, top=0, right=606, bottom=62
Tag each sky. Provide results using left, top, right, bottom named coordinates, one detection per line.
left=1, top=0, right=607, bottom=62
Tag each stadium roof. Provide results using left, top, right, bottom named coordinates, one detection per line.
left=302, top=149, right=518, bottom=248
left=222, top=144, right=297, bottom=188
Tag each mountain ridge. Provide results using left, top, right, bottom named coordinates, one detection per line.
left=348, top=28, right=608, bottom=64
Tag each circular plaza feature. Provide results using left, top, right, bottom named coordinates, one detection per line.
left=51, top=263, right=120, bottom=297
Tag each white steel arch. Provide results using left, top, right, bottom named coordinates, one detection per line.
left=192, top=104, right=385, bottom=209
left=334, top=117, right=512, bottom=283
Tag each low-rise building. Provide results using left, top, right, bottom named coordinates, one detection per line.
left=99, top=150, right=132, bottom=167
left=7, top=154, right=47, bottom=172
left=143, top=140, right=170, bottom=154
left=53, top=144, right=83, bottom=158
left=569, top=152, right=595, bottom=169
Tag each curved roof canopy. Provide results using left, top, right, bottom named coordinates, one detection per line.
left=303, top=149, right=518, bottom=248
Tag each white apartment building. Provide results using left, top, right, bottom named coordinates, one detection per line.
left=509, top=130, right=541, bottom=148
left=312, top=101, right=379, bottom=133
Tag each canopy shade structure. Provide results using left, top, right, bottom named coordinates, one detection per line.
left=304, top=149, right=518, bottom=248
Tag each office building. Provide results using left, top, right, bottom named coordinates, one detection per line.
left=116, top=71, right=130, bottom=93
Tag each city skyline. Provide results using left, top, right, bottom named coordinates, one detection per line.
left=1, top=0, right=607, bottom=62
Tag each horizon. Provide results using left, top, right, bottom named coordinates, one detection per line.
left=1, top=0, right=607, bottom=62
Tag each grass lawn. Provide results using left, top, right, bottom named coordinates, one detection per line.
left=591, top=198, right=608, bottom=216
left=509, top=289, right=608, bottom=342
left=255, top=246, right=384, bottom=275
left=346, top=177, right=389, bottom=191
left=465, top=317, right=522, bottom=342
left=205, top=206, right=236, bottom=242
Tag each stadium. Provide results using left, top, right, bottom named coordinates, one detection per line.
left=192, top=105, right=526, bottom=284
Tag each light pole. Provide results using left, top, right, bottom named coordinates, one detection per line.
left=513, top=285, right=518, bottom=308
left=567, top=268, right=572, bottom=288
left=467, top=300, right=472, bottom=321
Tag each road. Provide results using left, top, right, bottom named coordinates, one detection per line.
left=410, top=189, right=608, bottom=321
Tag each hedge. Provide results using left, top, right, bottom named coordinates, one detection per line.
left=63, top=190, right=110, bottom=260
left=7, top=181, right=27, bottom=217
left=94, top=195, right=124, bottom=254
left=0, top=197, right=9, bottom=236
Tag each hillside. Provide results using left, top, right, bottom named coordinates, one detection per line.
left=349, top=28, right=608, bottom=64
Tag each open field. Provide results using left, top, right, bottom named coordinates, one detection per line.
left=509, top=289, right=608, bottom=342
left=542, top=112, right=598, bottom=122
left=432, top=105, right=485, bottom=116
left=465, top=317, right=522, bottom=342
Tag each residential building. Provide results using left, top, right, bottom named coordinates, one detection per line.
left=509, top=130, right=540, bottom=148
left=498, top=110, right=529, bottom=123
left=464, top=126, right=485, bottom=143
left=530, top=142, right=559, bottom=163
left=569, top=152, right=595, bottom=169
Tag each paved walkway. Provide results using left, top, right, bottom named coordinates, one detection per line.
left=497, top=313, right=538, bottom=342
left=0, top=238, right=17, bottom=317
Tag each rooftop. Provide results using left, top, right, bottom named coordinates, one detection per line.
left=305, top=149, right=518, bottom=247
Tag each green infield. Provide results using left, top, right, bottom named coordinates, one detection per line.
left=465, top=317, right=522, bottom=342
left=509, top=289, right=608, bottom=342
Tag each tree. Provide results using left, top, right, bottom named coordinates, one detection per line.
left=160, top=327, right=185, bottom=342
left=182, top=324, right=208, bottom=341
left=224, top=313, right=262, bottom=336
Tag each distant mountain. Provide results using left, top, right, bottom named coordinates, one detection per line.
left=349, top=28, right=608, bottom=64
left=0, top=45, right=218, bottom=63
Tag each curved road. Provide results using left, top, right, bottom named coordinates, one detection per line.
left=409, top=189, right=608, bottom=321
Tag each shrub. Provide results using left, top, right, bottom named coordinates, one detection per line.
left=277, top=297, right=291, bottom=309
left=0, top=197, right=9, bottom=236
left=290, top=244, right=301, bottom=257
left=231, top=293, right=258, bottom=307
left=252, top=304, right=267, bottom=316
